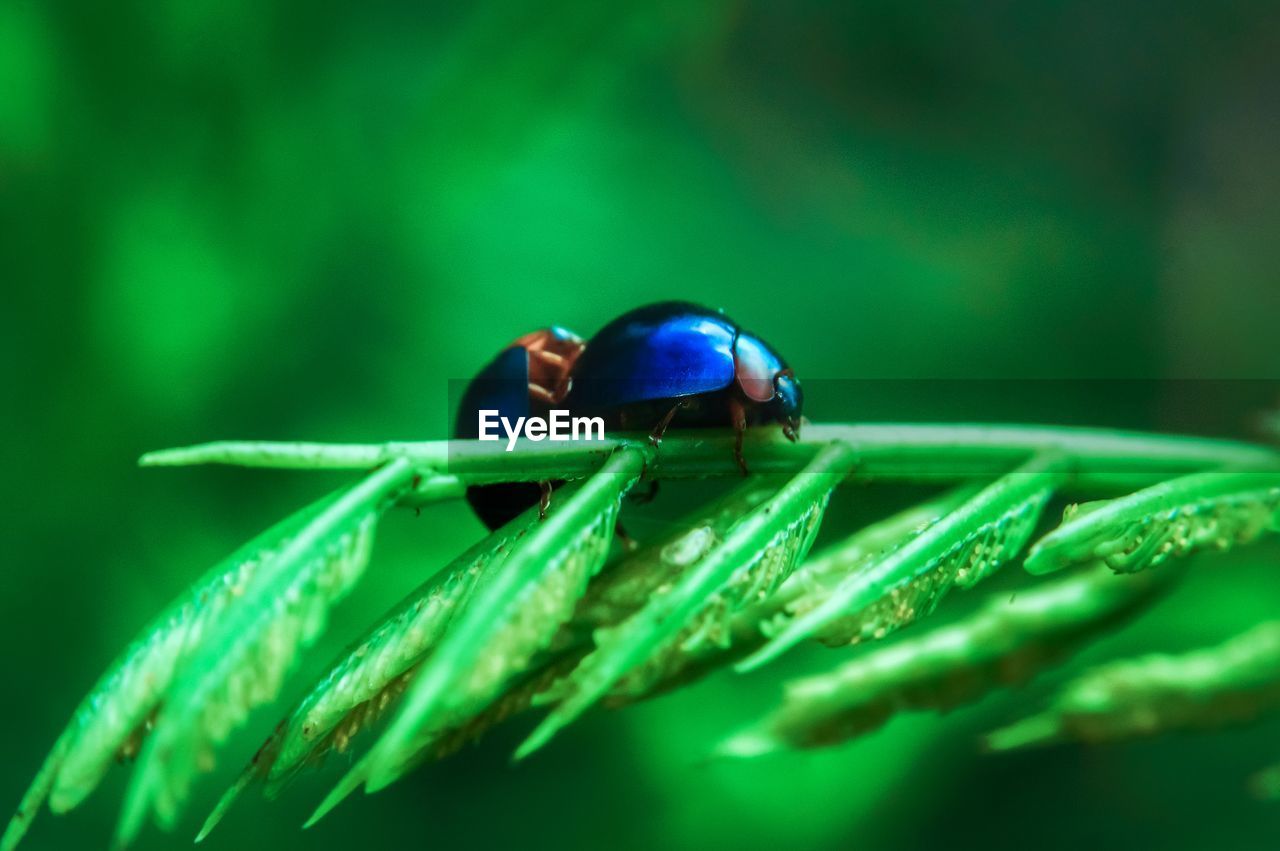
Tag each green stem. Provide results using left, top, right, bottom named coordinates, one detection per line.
left=139, top=423, right=1280, bottom=492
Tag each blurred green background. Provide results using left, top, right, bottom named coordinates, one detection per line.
left=4, top=1, right=1280, bottom=849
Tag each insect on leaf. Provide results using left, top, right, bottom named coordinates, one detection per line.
left=721, top=565, right=1175, bottom=756
left=115, top=458, right=417, bottom=846
left=987, top=620, right=1280, bottom=751
left=739, top=452, right=1066, bottom=672
left=1025, top=469, right=1280, bottom=575
left=514, top=441, right=857, bottom=760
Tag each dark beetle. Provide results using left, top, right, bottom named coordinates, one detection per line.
left=454, top=326, right=584, bottom=530
left=455, top=302, right=803, bottom=529
left=565, top=301, right=802, bottom=470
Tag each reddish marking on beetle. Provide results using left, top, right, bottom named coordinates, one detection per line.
left=512, top=329, right=584, bottom=405
left=530, top=349, right=566, bottom=366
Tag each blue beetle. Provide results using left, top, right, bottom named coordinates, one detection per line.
left=455, top=302, right=803, bottom=529
left=564, top=301, right=803, bottom=472
left=454, top=326, right=585, bottom=529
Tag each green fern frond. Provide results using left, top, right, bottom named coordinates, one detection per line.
left=205, top=651, right=586, bottom=843
left=768, top=484, right=983, bottom=609
left=569, top=477, right=784, bottom=631
left=302, top=651, right=588, bottom=831
left=268, top=510, right=536, bottom=784
left=1025, top=470, right=1280, bottom=575
left=513, top=441, right=856, bottom=760
left=114, top=459, right=417, bottom=846
left=758, top=483, right=983, bottom=651
left=987, top=620, right=1280, bottom=750
left=0, top=487, right=358, bottom=851
left=10, top=424, right=1280, bottom=849
left=584, top=484, right=829, bottom=702
left=197, top=509, right=542, bottom=840
left=338, top=447, right=646, bottom=800
left=739, top=452, right=1066, bottom=672
left=720, top=565, right=1174, bottom=757
left=553, top=484, right=984, bottom=708
left=525, top=478, right=785, bottom=704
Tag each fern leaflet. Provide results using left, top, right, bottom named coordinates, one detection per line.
left=514, top=441, right=856, bottom=759
left=317, top=447, right=645, bottom=812
left=1025, top=470, right=1280, bottom=575
left=722, top=565, right=1174, bottom=756
left=114, top=459, right=416, bottom=845
left=987, top=620, right=1280, bottom=750
left=739, top=452, right=1066, bottom=671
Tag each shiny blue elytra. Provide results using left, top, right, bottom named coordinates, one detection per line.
left=565, top=303, right=737, bottom=408
left=565, top=301, right=803, bottom=451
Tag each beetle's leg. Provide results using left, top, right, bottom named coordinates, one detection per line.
left=728, top=396, right=749, bottom=476
left=648, top=401, right=686, bottom=446
left=528, top=383, right=557, bottom=405
left=538, top=480, right=553, bottom=520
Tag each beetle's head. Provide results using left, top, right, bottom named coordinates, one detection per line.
left=732, top=332, right=804, bottom=441
left=773, top=369, right=803, bottom=441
